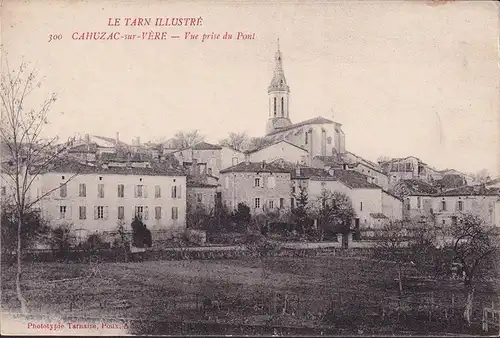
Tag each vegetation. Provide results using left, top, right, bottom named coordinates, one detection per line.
left=171, top=130, right=205, bottom=148
left=218, top=132, right=249, bottom=152
left=131, top=217, right=152, bottom=248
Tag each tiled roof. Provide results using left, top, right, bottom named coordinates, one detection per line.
left=266, top=116, right=334, bottom=136
left=68, top=143, right=98, bottom=153
left=486, top=177, right=500, bottom=186
left=99, top=152, right=152, bottom=162
left=191, top=142, right=222, bottom=150
left=220, top=161, right=291, bottom=174
left=291, top=167, right=330, bottom=179
left=246, top=140, right=308, bottom=154
left=434, top=185, right=500, bottom=197
left=397, top=179, right=438, bottom=196
left=332, top=170, right=381, bottom=189
left=313, top=155, right=344, bottom=167
left=36, top=157, right=185, bottom=176
left=92, top=135, right=130, bottom=147
left=187, top=181, right=218, bottom=188
left=370, top=213, right=388, bottom=219
left=435, top=174, right=467, bottom=190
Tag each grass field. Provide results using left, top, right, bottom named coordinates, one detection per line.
left=2, top=256, right=498, bottom=335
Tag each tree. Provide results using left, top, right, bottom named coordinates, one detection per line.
left=50, top=223, right=75, bottom=259
left=218, top=132, right=249, bottom=152
left=232, top=202, right=251, bottom=232
left=1, top=202, right=50, bottom=258
left=291, top=184, right=312, bottom=234
left=373, top=221, right=409, bottom=295
left=449, top=214, right=499, bottom=325
left=247, top=137, right=275, bottom=152
left=186, top=203, right=210, bottom=230
left=172, top=130, right=205, bottom=149
left=376, top=156, right=391, bottom=164
left=309, top=190, right=355, bottom=242
left=470, top=169, right=491, bottom=185
left=131, top=217, right=152, bottom=248
left=115, top=219, right=129, bottom=262
left=0, top=59, right=74, bottom=314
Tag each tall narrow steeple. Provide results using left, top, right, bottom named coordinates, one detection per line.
left=266, top=38, right=292, bottom=135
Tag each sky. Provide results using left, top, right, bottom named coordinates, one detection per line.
left=1, top=0, right=499, bottom=175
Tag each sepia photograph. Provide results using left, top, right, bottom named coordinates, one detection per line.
left=1, top=0, right=499, bottom=336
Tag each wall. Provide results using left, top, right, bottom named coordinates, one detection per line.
left=381, top=191, right=403, bottom=221
left=431, top=195, right=499, bottom=227
left=402, top=195, right=433, bottom=221
left=31, top=172, right=187, bottom=237
left=220, top=147, right=246, bottom=170
left=220, top=171, right=291, bottom=214
left=173, top=149, right=222, bottom=177
left=248, top=142, right=308, bottom=165
left=304, top=179, right=383, bottom=228
left=187, top=186, right=217, bottom=212
left=350, top=164, right=389, bottom=190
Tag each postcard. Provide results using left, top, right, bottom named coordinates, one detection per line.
left=1, top=0, right=499, bottom=336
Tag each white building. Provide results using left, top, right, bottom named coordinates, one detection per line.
left=31, top=158, right=187, bottom=241
left=291, top=168, right=402, bottom=230
left=246, top=140, right=309, bottom=165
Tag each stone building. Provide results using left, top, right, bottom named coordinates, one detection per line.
left=29, top=157, right=187, bottom=242
left=219, top=161, right=291, bottom=214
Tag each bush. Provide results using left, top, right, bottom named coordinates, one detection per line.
left=131, top=217, right=152, bottom=248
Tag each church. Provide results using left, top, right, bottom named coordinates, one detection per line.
left=253, top=41, right=346, bottom=165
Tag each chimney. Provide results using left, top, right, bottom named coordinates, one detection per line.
left=85, top=134, right=90, bottom=144
left=295, top=167, right=301, bottom=177
left=261, top=160, right=266, bottom=169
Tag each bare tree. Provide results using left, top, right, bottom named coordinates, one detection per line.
left=172, top=130, right=205, bottom=148
left=0, top=59, right=74, bottom=314
left=373, top=221, right=409, bottom=295
left=309, top=189, right=355, bottom=244
left=449, top=213, right=499, bottom=325
left=218, top=132, right=249, bottom=152
left=469, top=169, right=491, bottom=185
left=247, top=136, right=275, bottom=152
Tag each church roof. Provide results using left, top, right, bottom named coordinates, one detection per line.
left=267, top=116, right=335, bottom=136
left=246, top=140, right=308, bottom=154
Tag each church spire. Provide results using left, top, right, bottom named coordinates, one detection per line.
left=266, top=38, right=292, bottom=135
left=268, top=38, right=289, bottom=93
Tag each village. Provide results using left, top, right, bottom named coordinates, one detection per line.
left=1, top=40, right=500, bottom=337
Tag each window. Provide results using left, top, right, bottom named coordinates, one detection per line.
left=280, top=198, right=284, bottom=208
left=171, top=206, right=178, bottom=220
left=118, top=184, right=124, bottom=198
left=292, top=186, right=296, bottom=193
left=441, top=201, right=447, bottom=211
left=171, top=186, right=177, bottom=198
left=118, top=206, right=124, bottom=219
left=406, top=203, right=410, bottom=211
left=290, top=197, right=295, bottom=208
left=268, top=176, right=276, bottom=188
left=60, top=183, right=67, bottom=198
left=458, top=201, right=463, bottom=211
left=232, top=157, right=239, bottom=166
left=327, top=137, right=332, bottom=145
left=254, top=178, right=261, bottom=187
left=155, top=206, right=161, bottom=220
left=305, top=132, right=308, bottom=145
left=96, top=206, right=105, bottom=219
left=136, top=185, right=143, bottom=198
left=135, top=206, right=147, bottom=220
left=98, top=184, right=104, bottom=198
left=155, top=185, right=161, bottom=198
left=79, top=206, right=86, bottom=220
left=417, top=197, right=421, bottom=209
left=273, top=97, right=277, bottom=116
left=281, top=97, right=284, bottom=116
left=1, top=186, right=5, bottom=196
left=196, top=193, right=203, bottom=203
left=79, top=183, right=86, bottom=197
left=254, top=198, right=261, bottom=209
left=269, top=200, right=274, bottom=209
left=360, top=202, right=363, bottom=211
left=60, top=206, right=67, bottom=219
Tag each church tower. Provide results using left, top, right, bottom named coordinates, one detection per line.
left=266, top=39, right=292, bottom=135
